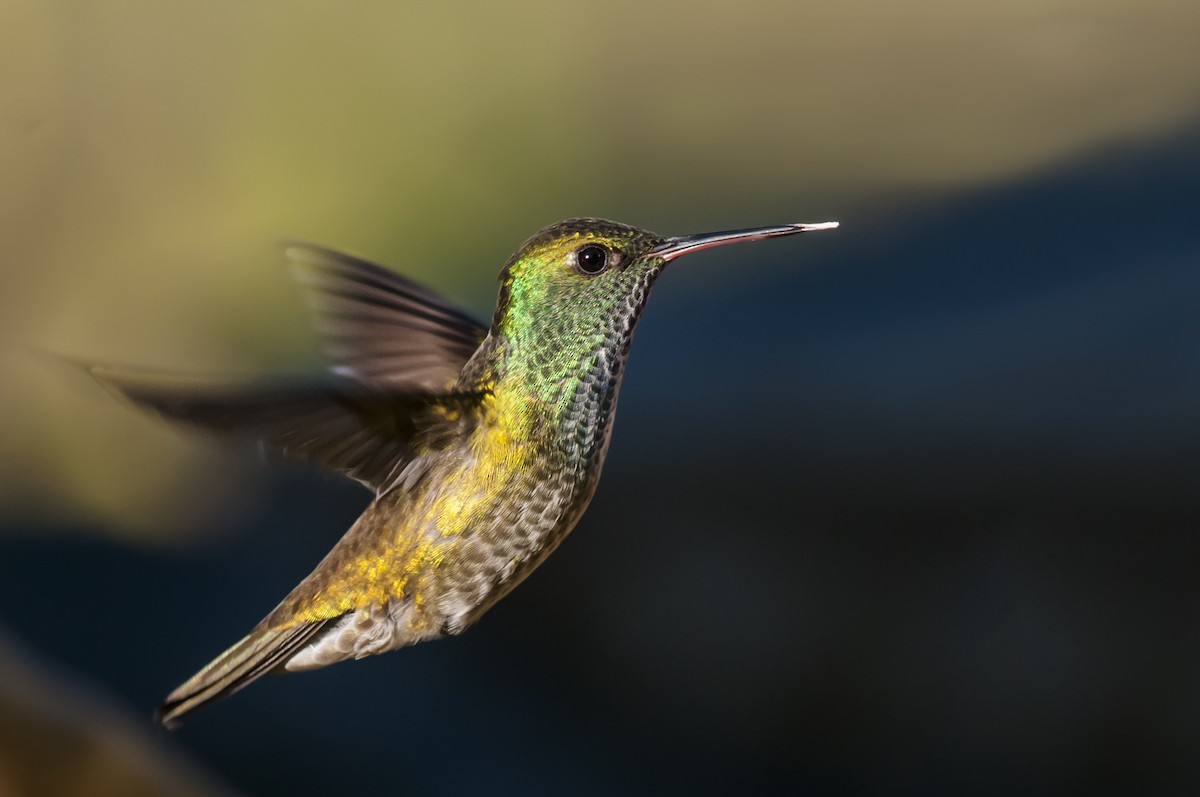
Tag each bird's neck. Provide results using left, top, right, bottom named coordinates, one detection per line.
left=460, top=329, right=630, bottom=469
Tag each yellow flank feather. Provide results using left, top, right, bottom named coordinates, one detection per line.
left=433, top=385, right=532, bottom=537
left=279, top=382, right=540, bottom=627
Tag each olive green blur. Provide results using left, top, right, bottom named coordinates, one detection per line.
left=4, top=0, right=1200, bottom=538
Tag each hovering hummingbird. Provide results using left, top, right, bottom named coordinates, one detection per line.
left=85, top=217, right=837, bottom=726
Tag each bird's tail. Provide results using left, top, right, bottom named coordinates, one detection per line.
left=158, top=619, right=333, bottom=728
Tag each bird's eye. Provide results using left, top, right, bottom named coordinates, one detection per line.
left=575, top=244, right=609, bottom=275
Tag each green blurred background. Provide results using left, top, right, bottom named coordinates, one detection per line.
left=2, top=1, right=1200, bottom=795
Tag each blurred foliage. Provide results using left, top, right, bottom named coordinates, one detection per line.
left=0, top=625, right=237, bottom=797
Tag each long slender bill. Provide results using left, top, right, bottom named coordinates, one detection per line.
left=650, top=221, right=839, bottom=263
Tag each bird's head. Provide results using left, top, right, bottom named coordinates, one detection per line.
left=487, top=217, right=837, bottom=395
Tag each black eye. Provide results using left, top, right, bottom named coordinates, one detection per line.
left=575, top=244, right=609, bottom=275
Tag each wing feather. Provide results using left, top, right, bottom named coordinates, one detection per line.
left=285, top=242, right=488, bottom=392
left=85, top=364, right=480, bottom=494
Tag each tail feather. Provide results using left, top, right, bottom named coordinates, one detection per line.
left=158, top=619, right=334, bottom=728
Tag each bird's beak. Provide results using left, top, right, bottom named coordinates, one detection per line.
left=648, top=221, right=839, bottom=263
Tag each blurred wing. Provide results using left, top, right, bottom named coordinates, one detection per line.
left=86, top=364, right=479, bottom=494
left=285, top=242, right=488, bottom=392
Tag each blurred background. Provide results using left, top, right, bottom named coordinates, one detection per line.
left=2, top=1, right=1200, bottom=794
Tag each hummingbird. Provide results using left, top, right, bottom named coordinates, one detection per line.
left=84, top=217, right=837, bottom=726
